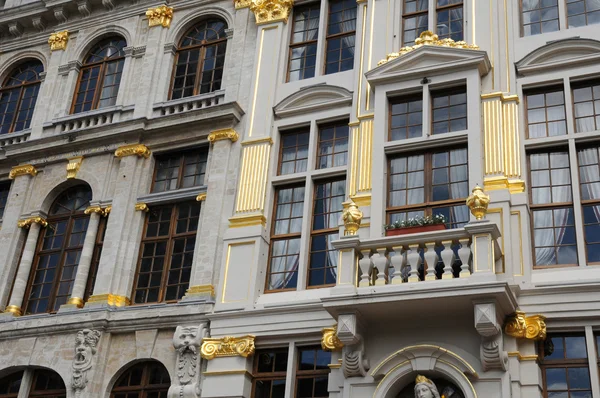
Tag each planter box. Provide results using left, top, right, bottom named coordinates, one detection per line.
left=385, top=224, right=446, bottom=236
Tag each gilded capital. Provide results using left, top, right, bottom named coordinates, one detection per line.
left=200, top=335, right=256, bottom=360
left=342, top=200, right=363, bottom=236
left=87, top=294, right=130, bottom=307
left=48, top=30, right=69, bottom=51
left=17, top=216, right=48, bottom=229
left=196, top=193, right=207, bottom=201
left=66, top=156, right=83, bottom=179
left=84, top=206, right=107, bottom=216
left=505, top=311, right=547, bottom=341
left=250, top=0, right=294, bottom=25
left=321, top=326, right=344, bottom=351
left=466, top=185, right=490, bottom=220
left=4, top=305, right=22, bottom=316
left=135, top=203, right=149, bottom=212
left=235, top=0, right=252, bottom=8
left=9, top=164, right=37, bottom=179
left=208, top=128, right=239, bottom=143
left=115, top=144, right=151, bottom=159
left=146, top=5, right=173, bottom=28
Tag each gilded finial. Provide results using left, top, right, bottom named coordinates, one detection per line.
left=466, top=185, right=490, bottom=220
left=342, top=200, right=363, bottom=236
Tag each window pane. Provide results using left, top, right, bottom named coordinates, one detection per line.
left=431, top=88, right=467, bottom=135
left=317, top=122, right=349, bottom=169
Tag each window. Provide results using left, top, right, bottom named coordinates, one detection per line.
left=526, top=88, right=567, bottom=138
left=436, top=0, right=463, bottom=41
left=279, top=129, right=309, bottom=175
left=72, top=37, right=126, bottom=114
left=521, top=0, right=559, bottom=36
left=567, top=0, right=600, bottom=28
left=528, top=151, right=577, bottom=267
left=541, top=334, right=591, bottom=398
left=402, top=0, right=428, bottom=46
left=387, top=147, right=469, bottom=228
left=431, top=87, right=467, bottom=135
left=402, top=0, right=463, bottom=46
left=152, top=149, right=208, bottom=193
left=325, top=0, right=356, bottom=75
left=252, top=349, right=289, bottom=398
left=316, top=121, right=349, bottom=169
left=170, top=19, right=227, bottom=100
left=389, top=95, right=423, bottom=141
left=133, top=201, right=200, bottom=304
left=572, top=81, right=600, bottom=133
left=295, top=347, right=331, bottom=398
left=0, top=371, right=22, bottom=398
left=578, top=146, right=600, bottom=263
left=30, top=369, right=66, bottom=398
left=288, top=5, right=320, bottom=82
left=23, top=185, right=92, bottom=314
left=0, top=181, right=9, bottom=219
left=308, top=179, right=345, bottom=287
left=111, top=361, right=170, bottom=398
left=85, top=216, right=107, bottom=301
left=0, top=60, right=43, bottom=134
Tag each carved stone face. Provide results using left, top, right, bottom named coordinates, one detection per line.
left=415, top=384, right=434, bottom=398
left=73, top=330, right=98, bottom=370
left=177, top=327, right=198, bottom=347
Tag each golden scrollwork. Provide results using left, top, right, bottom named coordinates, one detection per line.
left=378, top=31, right=479, bottom=66
left=250, top=0, right=294, bottom=25
left=342, top=200, right=363, bottom=236
left=196, top=193, right=207, bottom=202
left=146, top=5, right=173, bottom=28
left=87, top=294, right=130, bottom=307
left=66, top=156, right=83, bottom=179
left=114, top=144, right=151, bottom=159
left=321, top=326, right=344, bottom=351
left=48, top=30, right=69, bottom=51
left=200, top=335, right=256, bottom=360
left=235, top=0, right=252, bottom=8
left=208, top=128, right=239, bottom=143
left=505, top=311, right=547, bottom=341
left=9, top=164, right=37, bottom=179
left=466, top=185, right=490, bottom=220
left=17, top=216, right=48, bottom=229
left=135, top=203, right=149, bottom=212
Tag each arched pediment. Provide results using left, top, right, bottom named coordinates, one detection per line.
left=371, top=345, right=478, bottom=398
left=274, top=84, right=352, bottom=118
left=516, top=38, right=600, bottom=77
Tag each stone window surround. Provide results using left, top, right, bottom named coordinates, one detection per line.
left=518, top=69, right=600, bottom=271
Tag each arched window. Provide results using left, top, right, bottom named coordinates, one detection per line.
left=29, top=369, right=66, bottom=397
left=0, top=370, right=23, bottom=397
left=0, top=60, right=43, bottom=134
left=72, top=37, right=126, bottom=114
left=170, top=19, right=227, bottom=100
left=111, top=361, right=170, bottom=398
left=23, top=185, right=92, bottom=315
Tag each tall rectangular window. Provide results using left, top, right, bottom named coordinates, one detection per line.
left=389, top=95, right=423, bottom=141
left=325, top=0, right=356, bottom=75
left=521, top=0, right=559, bottom=36
left=279, top=130, right=310, bottom=175
left=436, top=0, right=463, bottom=41
left=525, top=88, right=567, bottom=138
left=541, top=334, right=591, bottom=398
left=578, top=146, right=600, bottom=263
left=317, top=122, right=349, bottom=169
left=308, top=179, right=345, bottom=287
left=295, top=347, right=331, bottom=397
left=267, top=186, right=305, bottom=292
left=431, top=87, right=467, bottom=135
left=572, top=81, right=600, bottom=133
left=288, top=5, right=320, bottom=82
left=402, top=0, right=428, bottom=46
left=252, top=350, right=289, bottom=398
left=528, top=151, right=577, bottom=267
left=0, top=181, right=9, bottom=220
left=387, top=147, right=469, bottom=228
left=567, top=0, right=600, bottom=27
left=133, top=202, right=200, bottom=304
left=152, top=149, right=208, bottom=193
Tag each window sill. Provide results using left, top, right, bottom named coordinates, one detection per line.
left=0, top=128, right=31, bottom=149
left=137, top=186, right=207, bottom=206
left=43, top=105, right=135, bottom=134
left=152, top=90, right=225, bottom=117
left=384, top=130, right=468, bottom=154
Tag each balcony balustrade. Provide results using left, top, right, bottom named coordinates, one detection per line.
left=43, top=105, right=135, bottom=135
left=152, top=90, right=225, bottom=117
left=0, top=129, right=30, bottom=148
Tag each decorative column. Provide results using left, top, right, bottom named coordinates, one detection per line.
left=62, top=206, right=107, bottom=309
left=5, top=216, right=47, bottom=316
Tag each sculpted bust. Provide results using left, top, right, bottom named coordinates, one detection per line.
left=414, top=375, right=441, bottom=398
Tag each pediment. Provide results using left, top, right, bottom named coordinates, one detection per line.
left=274, top=84, right=352, bottom=118
left=365, top=46, right=491, bottom=87
left=516, top=38, right=600, bottom=77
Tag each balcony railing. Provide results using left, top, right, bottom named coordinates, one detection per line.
left=43, top=105, right=135, bottom=134
left=0, top=129, right=30, bottom=148
left=152, top=90, right=225, bottom=117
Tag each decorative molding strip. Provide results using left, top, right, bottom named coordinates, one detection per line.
left=350, top=194, right=371, bottom=207
left=507, top=351, right=538, bottom=362
left=208, top=128, right=239, bottom=143
left=250, top=0, right=293, bottom=24
left=200, top=335, right=255, bottom=360
left=185, top=284, right=214, bottom=297
left=240, top=137, right=273, bottom=146
left=9, top=164, right=37, bottom=179
left=146, top=5, right=173, bottom=28
left=87, top=293, right=130, bottom=307
left=66, top=156, right=83, bottom=179
left=228, top=214, right=266, bottom=228
left=18, top=216, right=48, bottom=229
left=135, top=203, right=149, bottom=212
left=48, top=30, right=69, bottom=51
left=196, top=193, right=207, bottom=202
left=505, top=311, right=546, bottom=341
left=114, top=144, right=150, bottom=159
left=321, top=326, right=344, bottom=351
left=203, top=370, right=252, bottom=376
left=378, top=31, right=479, bottom=66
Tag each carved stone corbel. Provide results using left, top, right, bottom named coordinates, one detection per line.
left=167, top=325, right=208, bottom=398
left=71, top=329, right=102, bottom=396
left=474, top=302, right=507, bottom=371
left=336, top=312, right=370, bottom=378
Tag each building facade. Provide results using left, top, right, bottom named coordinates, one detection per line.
left=0, top=0, right=598, bottom=397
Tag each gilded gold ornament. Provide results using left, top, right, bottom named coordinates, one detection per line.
left=135, top=203, right=149, bottom=212
left=48, top=31, right=69, bottom=51
left=200, top=336, right=256, bottom=360
left=342, top=200, right=362, bottom=236
left=196, top=193, right=207, bottom=202
left=66, top=297, right=84, bottom=308
left=66, top=156, right=83, bottom=179
left=4, top=305, right=22, bottom=316
left=114, top=144, right=151, bottom=159
left=466, top=185, right=490, bottom=220
left=321, top=326, right=343, bottom=351
left=250, top=0, right=294, bottom=24
left=185, top=284, right=215, bottom=297
left=146, top=5, right=173, bottom=28
left=235, top=0, right=252, bottom=8
left=9, top=164, right=37, bottom=179
left=505, top=311, right=546, bottom=340
left=17, top=216, right=48, bottom=229
left=87, top=294, right=130, bottom=307
left=208, top=128, right=239, bottom=143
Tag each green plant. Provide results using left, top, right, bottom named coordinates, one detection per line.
left=384, top=214, right=446, bottom=230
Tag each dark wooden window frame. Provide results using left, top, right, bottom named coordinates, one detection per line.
left=519, top=0, right=560, bottom=37
left=435, top=0, right=464, bottom=41
left=316, top=120, right=349, bottom=169
left=251, top=348, right=289, bottom=398
left=0, top=61, right=43, bottom=135
left=430, top=85, right=468, bottom=135
left=151, top=148, right=209, bottom=193
left=524, top=86, right=567, bottom=139
left=388, top=93, right=423, bottom=141
left=110, top=361, right=170, bottom=398
left=294, top=346, right=332, bottom=398
left=571, top=79, right=600, bottom=133
left=0, top=181, right=10, bottom=220
left=402, top=0, right=429, bottom=46
left=0, top=370, right=23, bottom=398
left=278, top=128, right=310, bottom=175
left=540, top=334, right=591, bottom=398
left=29, top=369, right=67, bottom=398
left=287, top=4, right=321, bottom=82
left=576, top=144, right=600, bottom=265
left=565, top=0, right=600, bottom=28
left=324, top=0, right=356, bottom=75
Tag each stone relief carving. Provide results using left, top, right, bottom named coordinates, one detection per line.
left=71, top=329, right=101, bottom=394
left=474, top=302, right=507, bottom=371
left=336, top=312, right=370, bottom=378
left=168, top=325, right=208, bottom=398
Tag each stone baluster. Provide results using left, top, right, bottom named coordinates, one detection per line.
left=358, top=249, right=372, bottom=287
left=440, top=240, right=455, bottom=280
left=389, top=245, right=404, bottom=284
left=423, top=242, right=438, bottom=281
left=372, top=248, right=389, bottom=286
left=406, top=244, right=421, bottom=283
left=458, top=238, right=472, bottom=277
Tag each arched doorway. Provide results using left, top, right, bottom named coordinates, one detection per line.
left=0, top=369, right=66, bottom=397
left=110, top=360, right=170, bottom=398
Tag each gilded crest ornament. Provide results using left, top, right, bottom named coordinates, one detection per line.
left=48, top=30, right=69, bottom=51
left=321, top=326, right=343, bottom=351
left=342, top=200, right=363, bottom=236
left=66, top=156, right=83, bottom=179
left=250, top=0, right=294, bottom=25
left=17, top=217, right=48, bottom=229
left=146, top=5, right=173, bottom=28
left=114, top=144, right=151, bottom=159
left=9, top=164, right=37, bottom=179
left=208, top=128, right=239, bottom=143
left=200, top=335, right=255, bottom=360
left=505, top=311, right=547, bottom=340
left=466, top=185, right=490, bottom=220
